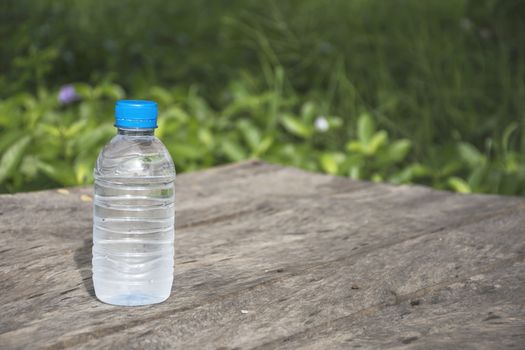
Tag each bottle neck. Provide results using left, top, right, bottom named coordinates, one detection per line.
left=117, top=128, right=155, bottom=136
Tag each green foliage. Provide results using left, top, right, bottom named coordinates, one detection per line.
left=1, top=79, right=523, bottom=195
left=0, top=0, right=524, bottom=195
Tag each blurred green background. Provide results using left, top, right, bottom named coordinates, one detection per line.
left=0, top=0, right=524, bottom=195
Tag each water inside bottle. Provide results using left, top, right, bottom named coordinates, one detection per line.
left=92, top=176, right=175, bottom=306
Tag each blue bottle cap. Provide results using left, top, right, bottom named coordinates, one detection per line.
left=115, top=100, right=158, bottom=129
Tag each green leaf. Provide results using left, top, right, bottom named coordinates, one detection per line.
left=448, top=177, right=471, bottom=193
left=254, top=136, right=273, bottom=156
left=344, top=154, right=364, bottom=169
left=389, top=163, right=430, bottom=184
left=170, top=144, right=203, bottom=160
left=64, top=120, right=88, bottom=138
left=281, top=114, right=312, bottom=138
left=0, top=131, right=23, bottom=155
left=467, top=165, right=486, bottom=192
left=150, top=86, right=173, bottom=105
left=74, top=83, right=93, bottom=99
left=328, top=116, right=343, bottom=129
left=300, top=101, right=316, bottom=120
left=238, top=120, right=261, bottom=151
left=458, top=142, right=484, bottom=167
left=36, top=160, right=77, bottom=186
left=221, top=139, right=247, bottom=161
left=198, top=129, right=214, bottom=148
left=349, top=166, right=361, bottom=179
left=440, top=160, right=463, bottom=177
left=320, top=153, right=339, bottom=175
left=0, top=136, right=31, bottom=184
left=187, top=94, right=211, bottom=121
left=366, top=130, right=388, bottom=155
left=93, top=83, right=125, bottom=100
left=39, top=123, right=61, bottom=138
left=357, top=113, right=375, bottom=144
left=502, top=122, right=518, bottom=154
left=346, top=141, right=365, bottom=153
left=383, top=139, right=411, bottom=163
left=74, top=159, right=93, bottom=184
left=20, top=155, right=39, bottom=179
left=76, top=124, right=114, bottom=155
left=164, top=106, right=190, bottom=123
left=504, top=152, right=519, bottom=173
left=371, top=174, right=383, bottom=182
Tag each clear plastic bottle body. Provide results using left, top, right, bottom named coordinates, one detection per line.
left=92, top=128, right=175, bottom=306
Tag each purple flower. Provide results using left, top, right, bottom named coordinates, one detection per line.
left=58, top=84, right=79, bottom=105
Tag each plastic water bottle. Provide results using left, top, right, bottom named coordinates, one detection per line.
left=92, top=100, right=176, bottom=306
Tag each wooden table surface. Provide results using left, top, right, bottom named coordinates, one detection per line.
left=1, top=161, right=524, bottom=349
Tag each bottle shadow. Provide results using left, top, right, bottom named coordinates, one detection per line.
left=73, top=238, right=96, bottom=298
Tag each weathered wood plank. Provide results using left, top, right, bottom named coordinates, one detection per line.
left=72, top=203, right=525, bottom=350
left=0, top=160, right=524, bottom=349
left=251, top=260, right=525, bottom=350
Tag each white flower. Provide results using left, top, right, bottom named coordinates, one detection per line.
left=314, top=116, right=329, bottom=132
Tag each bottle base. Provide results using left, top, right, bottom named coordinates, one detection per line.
left=96, top=292, right=170, bottom=306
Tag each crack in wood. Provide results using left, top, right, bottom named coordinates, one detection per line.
left=59, top=287, right=80, bottom=296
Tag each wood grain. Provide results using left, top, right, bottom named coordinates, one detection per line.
left=0, top=160, right=524, bottom=349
